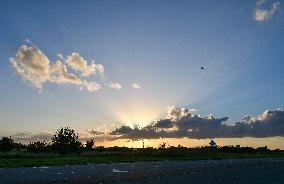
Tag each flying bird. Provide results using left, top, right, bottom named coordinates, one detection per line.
left=201, top=66, right=205, bottom=70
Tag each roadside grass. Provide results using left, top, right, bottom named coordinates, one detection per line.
left=1, top=150, right=283, bottom=167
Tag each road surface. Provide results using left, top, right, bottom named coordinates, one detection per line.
left=1, top=157, right=284, bottom=184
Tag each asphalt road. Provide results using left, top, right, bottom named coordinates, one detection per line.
left=1, top=157, right=284, bottom=184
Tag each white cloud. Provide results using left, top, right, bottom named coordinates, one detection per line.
left=10, top=45, right=50, bottom=89
left=10, top=44, right=107, bottom=92
left=109, top=82, right=122, bottom=90
left=50, top=60, right=81, bottom=85
left=80, top=80, right=101, bottom=92
left=56, top=53, right=64, bottom=60
left=254, top=1, right=280, bottom=22
left=167, top=105, right=195, bottom=120
left=132, top=83, right=141, bottom=89
left=24, top=38, right=31, bottom=43
left=65, top=52, right=104, bottom=77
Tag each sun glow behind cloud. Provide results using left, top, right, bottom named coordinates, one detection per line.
left=109, top=104, right=161, bottom=128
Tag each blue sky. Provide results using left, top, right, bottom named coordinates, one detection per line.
left=0, top=0, right=283, bottom=147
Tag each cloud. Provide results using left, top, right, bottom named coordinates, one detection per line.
left=167, top=105, right=195, bottom=120
left=10, top=45, right=51, bottom=89
left=12, top=132, right=53, bottom=144
left=254, top=1, right=280, bottom=22
left=50, top=60, right=82, bottom=85
left=109, top=82, right=122, bottom=90
left=65, top=52, right=104, bottom=77
left=151, top=119, right=174, bottom=129
left=132, top=83, right=141, bottom=89
left=24, top=38, right=31, bottom=43
left=8, top=107, right=284, bottom=143
left=87, top=129, right=105, bottom=135
left=88, top=106, right=284, bottom=141
left=56, top=53, right=64, bottom=60
left=7, top=130, right=112, bottom=144
left=10, top=43, right=121, bottom=92
left=80, top=80, right=101, bottom=92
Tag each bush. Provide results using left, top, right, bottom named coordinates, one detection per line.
left=0, top=137, right=15, bottom=152
left=94, top=146, right=106, bottom=152
left=85, top=139, right=95, bottom=150
left=51, top=127, right=82, bottom=154
left=27, top=141, right=47, bottom=153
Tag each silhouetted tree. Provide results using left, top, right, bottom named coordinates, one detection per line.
left=85, top=139, right=95, bottom=150
left=27, top=141, right=47, bottom=153
left=158, top=142, right=167, bottom=149
left=0, top=136, right=15, bottom=152
left=51, top=127, right=81, bottom=154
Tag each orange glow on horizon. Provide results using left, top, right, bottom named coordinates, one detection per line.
left=95, top=137, right=284, bottom=150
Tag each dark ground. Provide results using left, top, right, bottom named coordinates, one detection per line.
left=1, top=157, right=284, bottom=184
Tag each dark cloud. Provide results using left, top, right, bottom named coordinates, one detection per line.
left=99, top=107, right=284, bottom=140
left=7, top=107, right=284, bottom=143
left=151, top=119, right=174, bottom=129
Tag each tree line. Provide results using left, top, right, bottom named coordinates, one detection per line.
left=0, top=127, right=95, bottom=154
left=0, top=127, right=280, bottom=154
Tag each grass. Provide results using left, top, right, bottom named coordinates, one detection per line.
left=1, top=150, right=283, bottom=167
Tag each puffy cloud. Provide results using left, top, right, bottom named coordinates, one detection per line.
left=229, top=109, right=284, bottom=138
left=50, top=60, right=81, bottom=85
left=65, top=52, right=104, bottom=77
left=80, top=80, right=101, bottom=92
left=10, top=45, right=50, bottom=88
left=10, top=44, right=120, bottom=92
left=56, top=53, right=64, bottom=60
left=254, top=1, right=280, bottom=22
left=88, top=106, right=284, bottom=141
left=167, top=105, right=195, bottom=120
left=109, top=82, right=122, bottom=90
left=132, top=83, right=141, bottom=89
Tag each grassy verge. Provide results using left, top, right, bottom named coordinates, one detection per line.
left=1, top=151, right=283, bottom=167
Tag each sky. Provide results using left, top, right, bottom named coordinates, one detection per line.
left=0, top=0, right=283, bottom=149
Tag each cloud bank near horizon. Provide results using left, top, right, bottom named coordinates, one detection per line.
left=90, top=106, right=284, bottom=141
left=8, top=106, right=284, bottom=143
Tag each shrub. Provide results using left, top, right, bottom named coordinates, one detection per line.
left=27, top=141, right=47, bottom=153
left=85, top=139, right=95, bottom=150
left=94, top=146, right=106, bottom=152
left=0, top=137, right=15, bottom=152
